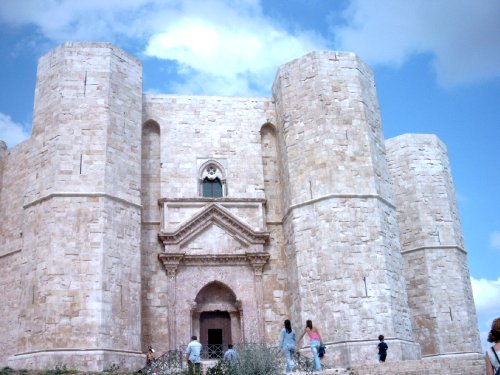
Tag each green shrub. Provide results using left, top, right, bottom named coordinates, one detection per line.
left=103, top=363, right=121, bottom=373
left=205, top=360, right=235, bottom=375
left=39, top=364, right=78, bottom=375
left=205, top=343, right=282, bottom=375
left=0, top=367, right=15, bottom=375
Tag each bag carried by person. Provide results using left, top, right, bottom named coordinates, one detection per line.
left=491, top=346, right=500, bottom=375
left=318, top=344, right=326, bottom=358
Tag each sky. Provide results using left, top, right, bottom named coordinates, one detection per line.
left=0, top=0, right=499, bottom=351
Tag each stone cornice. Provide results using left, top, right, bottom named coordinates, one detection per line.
left=159, top=197, right=266, bottom=204
left=23, top=192, right=141, bottom=209
left=283, top=193, right=396, bottom=220
left=401, top=245, right=466, bottom=255
left=0, top=248, right=22, bottom=259
left=158, top=203, right=269, bottom=246
left=158, top=252, right=270, bottom=267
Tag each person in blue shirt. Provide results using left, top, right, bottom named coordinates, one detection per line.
left=279, top=319, right=296, bottom=373
left=223, top=344, right=239, bottom=364
left=186, top=335, right=202, bottom=375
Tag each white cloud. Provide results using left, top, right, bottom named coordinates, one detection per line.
left=142, top=0, right=327, bottom=96
left=471, top=276, right=500, bottom=349
left=144, top=11, right=325, bottom=95
left=166, top=70, right=257, bottom=97
left=0, top=113, right=31, bottom=148
left=0, top=0, right=326, bottom=96
left=491, top=231, right=500, bottom=250
left=0, top=0, right=167, bottom=42
left=472, top=276, right=500, bottom=315
left=2, top=0, right=500, bottom=91
left=332, top=0, right=500, bottom=87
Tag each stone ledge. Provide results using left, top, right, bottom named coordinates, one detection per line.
left=346, top=354, right=485, bottom=375
left=8, top=349, right=145, bottom=372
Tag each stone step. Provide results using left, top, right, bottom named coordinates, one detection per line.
left=167, top=354, right=487, bottom=375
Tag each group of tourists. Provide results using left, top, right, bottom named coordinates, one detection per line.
left=185, top=336, right=240, bottom=374
left=278, top=316, right=500, bottom=374
left=144, top=319, right=387, bottom=374
left=278, top=319, right=324, bottom=372
left=278, top=319, right=388, bottom=373
left=279, top=316, right=500, bottom=375
left=144, top=316, right=500, bottom=374
left=147, top=335, right=239, bottom=375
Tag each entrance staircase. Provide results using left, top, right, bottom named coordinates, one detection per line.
left=142, top=349, right=486, bottom=375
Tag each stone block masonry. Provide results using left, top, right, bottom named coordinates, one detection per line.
left=0, top=43, right=481, bottom=371
left=273, top=51, right=419, bottom=364
left=3, top=43, right=144, bottom=371
left=386, top=134, right=481, bottom=356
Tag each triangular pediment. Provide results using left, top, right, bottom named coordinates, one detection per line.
left=183, top=223, right=245, bottom=254
left=158, top=203, right=269, bottom=247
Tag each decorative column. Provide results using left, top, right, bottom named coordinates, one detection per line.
left=190, top=302, right=200, bottom=339
left=248, top=254, right=269, bottom=342
left=236, top=300, right=245, bottom=343
left=159, top=254, right=184, bottom=350
left=228, top=311, right=239, bottom=344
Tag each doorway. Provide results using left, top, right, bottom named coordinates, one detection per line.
left=200, top=311, right=231, bottom=359
left=208, top=329, right=223, bottom=358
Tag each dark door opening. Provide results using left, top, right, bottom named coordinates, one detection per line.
left=200, top=311, right=231, bottom=359
left=208, top=329, right=223, bottom=359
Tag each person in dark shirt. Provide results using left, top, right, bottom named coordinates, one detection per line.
left=377, top=335, right=388, bottom=363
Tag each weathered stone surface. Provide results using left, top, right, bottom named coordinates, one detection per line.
left=386, top=135, right=481, bottom=356
left=0, top=43, right=480, bottom=371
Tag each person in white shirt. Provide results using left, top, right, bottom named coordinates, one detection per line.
left=186, top=335, right=202, bottom=375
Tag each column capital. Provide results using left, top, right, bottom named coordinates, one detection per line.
left=158, top=253, right=184, bottom=278
left=247, top=253, right=269, bottom=276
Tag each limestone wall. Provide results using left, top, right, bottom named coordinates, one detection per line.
left=272, top=51, right=419, bottom=367
left=260, top=123, right=290, bottom=339
left=141, top=95, right=290, bottom=348
left=0, top=140, right=31, bottom=258
left=21, top=197, right=105, bottom=350
left=0, top=140, right=31, bottom=366
left=8, top=42, right=144, bottom=371
left=386, top=134, right=481, bottom=356
left=142, top=95, right=275, bottom=199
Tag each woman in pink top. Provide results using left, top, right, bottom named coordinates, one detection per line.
left=298, top=319, right=323, bottom=372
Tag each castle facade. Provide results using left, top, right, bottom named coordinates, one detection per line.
left=0, top=43, right=481, bottom=371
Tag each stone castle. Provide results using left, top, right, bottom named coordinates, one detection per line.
left=0, top=42, right=481, bottom=371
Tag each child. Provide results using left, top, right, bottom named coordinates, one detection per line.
left=146, top=345, right=156, bottom=367
left=377, top=335, right=388, bottom=363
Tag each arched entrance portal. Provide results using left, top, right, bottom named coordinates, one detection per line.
left=192, top=282, right=242, bottom=359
